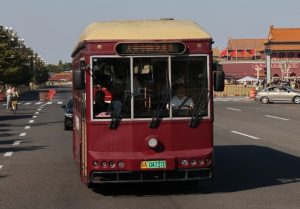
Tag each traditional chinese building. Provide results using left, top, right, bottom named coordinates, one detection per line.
left=48, top=71, right=72, bottom=85
left=218, top=26, right=300, bottom=81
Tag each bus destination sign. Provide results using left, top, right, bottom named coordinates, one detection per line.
left=115, top=42, right=186, bottom=55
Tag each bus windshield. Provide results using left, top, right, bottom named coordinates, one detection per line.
left=91, top=56, right=208, bottom=120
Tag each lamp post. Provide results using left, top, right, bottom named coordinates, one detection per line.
left=265, top=48, right=272, bottom=83
left=28, top=52, right=37, bottom=84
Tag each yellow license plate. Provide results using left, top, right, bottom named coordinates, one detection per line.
left=141, top=160, right=166, bottom=169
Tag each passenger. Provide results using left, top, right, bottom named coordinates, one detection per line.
left=94, top=91, right=110, bottom=117
left=170, top=84, right=194, bottom=109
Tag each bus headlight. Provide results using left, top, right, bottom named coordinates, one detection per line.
left=109, top=161, right=116, bottom=168
left=93, top=160, right=100, bottom=167
left=147, top=137, right=158, bottom=148
left=190, top=159, right=197, bottom=166
left=181, top=160, right=189, bottom=166
left=100, top=161, right=107, bottom=167
left=118, top=161, right=124, bottom=168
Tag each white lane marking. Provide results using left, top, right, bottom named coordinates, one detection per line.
left=35, top=102, right=43, bottom=105
left=13, top=141, right=21, bottom=146
left=47, top=102, right=53, bottom=104
left=19, top=132, right=26, bottom=137
left=231, top=130, right=260, bottom=140
left=4, top=152, right=13, bottom=157
left=57, top=101, right=63, bottom=104
left=0, top=165, right=3, bottom=170
left=226, top=107, right=242, bottom=111
left=37, top=109, right=42, bottom=111
left=25, top=126, right=31, bottom=129
left=29, top=120, right=35, bottom=124
left=33, top=115, right=37, bottom=118
left=35, top=112, right=39, bottom=114
left=24, top=102, right=31, bottom=105
left=277, top=178, right=300, bottom=183
left=265, top=115, right=290, bottom=121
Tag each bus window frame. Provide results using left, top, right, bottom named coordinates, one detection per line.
left=89, top=54, right=211, bottom=121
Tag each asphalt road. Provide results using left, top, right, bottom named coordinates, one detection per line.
left=1, top=90, right=300, bottom=209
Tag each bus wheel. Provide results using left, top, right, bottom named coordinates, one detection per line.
left=87, top=182, right=96, bottom=189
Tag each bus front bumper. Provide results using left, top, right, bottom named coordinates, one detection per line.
left=90, top=168, right=212, bottom=184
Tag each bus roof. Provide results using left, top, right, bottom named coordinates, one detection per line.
left=78, top=20, right=212, bottom=42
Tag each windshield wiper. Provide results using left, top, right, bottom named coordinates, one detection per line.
left=149, top=89, right=170, bottom=129
left=109, top=90, right=132, bottom=129
left=189, top=88, right=209, bottom=128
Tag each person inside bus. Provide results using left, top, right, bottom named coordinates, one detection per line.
left=94, top=91, right=111, bottom=117
left=170, top=83, right=194, bottom=109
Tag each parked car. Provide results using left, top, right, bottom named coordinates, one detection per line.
left=64, top=98, right=73, bottom=130
left=255, top=85, right=300, bottom=104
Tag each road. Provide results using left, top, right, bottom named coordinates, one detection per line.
left=1, top=90, right=300, bottom=209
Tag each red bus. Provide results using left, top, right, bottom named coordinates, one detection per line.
left=71, top=19, right=224, bottom=185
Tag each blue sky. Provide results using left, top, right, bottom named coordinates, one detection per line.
left=1, top=0, right=300, bottom=64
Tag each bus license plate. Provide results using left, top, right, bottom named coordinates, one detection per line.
left=141, top=160, right=166, bottom=169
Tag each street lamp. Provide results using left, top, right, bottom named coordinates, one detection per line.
left=28, top=53, right=37, bottom=84
left=265, top=48, right=272, bottom=83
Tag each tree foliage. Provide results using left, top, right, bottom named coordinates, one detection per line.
left=0, top=26, right=66, bottom=85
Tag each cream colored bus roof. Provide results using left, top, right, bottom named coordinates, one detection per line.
left=78, top=20, right=212, bottom=42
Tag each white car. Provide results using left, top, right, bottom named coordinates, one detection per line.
left=255, top=85, right=300, bottom=104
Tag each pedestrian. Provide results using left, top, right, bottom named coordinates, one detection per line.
left=6, top=86, right=12, bottom=110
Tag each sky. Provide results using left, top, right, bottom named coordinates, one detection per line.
left=1, top=0, right=300, bottom=64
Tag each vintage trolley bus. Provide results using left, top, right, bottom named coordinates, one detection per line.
left=71, top=19, right=224, bottom=185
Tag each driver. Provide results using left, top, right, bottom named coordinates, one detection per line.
left=170, top=83, right=194, bottom=109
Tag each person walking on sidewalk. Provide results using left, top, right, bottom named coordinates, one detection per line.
left=6, top=86, right=12, bottom=110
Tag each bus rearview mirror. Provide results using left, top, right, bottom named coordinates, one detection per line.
left=73, top=70, right=85, bottom=90
left=214, top=71, right=225, bottom=92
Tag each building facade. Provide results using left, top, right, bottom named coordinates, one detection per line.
left=218, top=25, right=300, bottom=82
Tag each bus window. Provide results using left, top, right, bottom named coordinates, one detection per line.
left=133, top=57, right=169, bottom=118
left=92, top=57, right=131, bottom=119
left=171, top=56, right=208, bottom=117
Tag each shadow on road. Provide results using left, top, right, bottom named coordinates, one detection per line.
left=91, top=145, right=300, bottom=196
left=0, top=114, right=33, bottom=121
left=0, top=145, right=46, bottom=154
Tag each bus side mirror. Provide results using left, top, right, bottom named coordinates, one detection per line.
left=214, top=71, right=225, bottom=92
left=73, top=70, right=85, bottom=90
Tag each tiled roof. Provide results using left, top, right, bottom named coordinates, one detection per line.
left=49, top=72, right=72, bottom=81
left=227, top=38, right=266, bottom=51
left=269, top=44, right=300, bottom=50
left=212, top=47, right=220, bottom=56
left=268, top=26, right=300, bottom=42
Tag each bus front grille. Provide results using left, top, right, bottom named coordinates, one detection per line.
left=91, top=169, right=212, bottom=183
